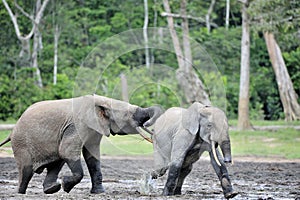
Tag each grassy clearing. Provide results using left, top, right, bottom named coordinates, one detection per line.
left=228, top=119, right=300, bottom=126
left=230, top=128, right=300, bottom=159
left=0, top=124, right=299, bottom=159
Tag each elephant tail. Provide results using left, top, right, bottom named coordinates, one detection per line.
left=0, top=135, right=11, bottom=147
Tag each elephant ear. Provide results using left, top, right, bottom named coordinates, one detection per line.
left=182, top=102, right=206, bottom=135
left=77, top=95, right=111, bottom=137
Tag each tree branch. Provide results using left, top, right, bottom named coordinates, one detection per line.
left=35, top=0, right=50, bottom=24
left=2, top=0, right=35, bottom=40
left=14, top=1, right=34, bottom=21
left=2, top=0, right=21, bottom=39
left=161, top=12, right=218, bottom=28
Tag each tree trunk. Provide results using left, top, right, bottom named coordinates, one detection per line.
left=181, top=0, right=192, bottom=72
left=32, top=0, right=43, bottom=88
left=53, top=24, right=60, bottom=85
left=162, top=0, right=211, bottom=105
left=264, top=32, right=300, bottom=121
left=120, top=73, right=129, bottom=102
left=238, top=0, right=252, bottom=130
left=206, top=0, right=216, bottom=34
left=143, top=0, right=150, bottom=68
left=225, top=0, right=230, bottom=30
left=2, top=0, right=50, bottom=88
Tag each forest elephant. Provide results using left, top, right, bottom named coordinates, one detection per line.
left=150, top=102, right=238, bottom=198
left=0, top=94, right=163, bottom=194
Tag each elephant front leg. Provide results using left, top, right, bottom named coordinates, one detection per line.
left=82, top=146, right=105, bottom=193
left=209, top=150, right=238, bottom=199
left=43, top=160, right=64, bottom=194
left=62, top=159, right=84, bottom=193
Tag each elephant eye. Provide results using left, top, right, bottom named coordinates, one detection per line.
left=207, top=123, right=213, bottom=129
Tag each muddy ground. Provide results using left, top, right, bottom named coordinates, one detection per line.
left=0, top=156, right=299, bottom=200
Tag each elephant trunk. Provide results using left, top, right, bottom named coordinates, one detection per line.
left=142, top=106, right=164, bottom=127
left=220, top=140, right=232, bottom=164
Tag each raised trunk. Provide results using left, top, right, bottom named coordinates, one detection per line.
left=263, top=32, right=300, bottom=121
left=237, top=0, right=251, bottom=130
left=142, top=106, right=164, bottom=127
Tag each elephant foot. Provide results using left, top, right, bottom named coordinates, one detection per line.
left=43, top=182, right=61, bottom=194
left=62, top=176, right=80, bottom=193
left=224, top=190, right=239, bottom=199
left=162, top=187, right=173, bottom=196
left=90, top=185, right=105, bottom=194
left=221, top=176, right=238, bottom=199
left=173, top=187, right=182, bottom=195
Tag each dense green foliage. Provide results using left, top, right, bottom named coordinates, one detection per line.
left=0, top=0, right=299, bottom=121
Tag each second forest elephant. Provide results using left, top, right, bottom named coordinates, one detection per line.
left=0, top=94, right=163, bottom=194
left=151, top=102, right=238, bottom=198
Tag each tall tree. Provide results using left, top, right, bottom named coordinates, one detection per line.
left=2, top=0, right=50, bottom=87
left=225, top=0, right=230, bottom=30
left=162, top=0, right=211, bottom=105
left=238, top=0, right=251, bottom=130
left=264, top=32, right=300, bottom=121
left=143, top=0, right=150, bottom=68
left=249, top=0, right=300, bottom=121
left=206, top=0, right=216, bottom=33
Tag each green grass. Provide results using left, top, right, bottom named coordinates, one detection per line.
left=230, top=128, right=300, bottom=159
left=100, top=135, right=153, bottom=156
left=228, top=119, right=300, bottom=126
left=0, top=130, right=11, bottom=146
left=1, top=123, right=299, bottom=159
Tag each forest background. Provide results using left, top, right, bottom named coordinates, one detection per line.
left=0, top=0, right=299, bottom=124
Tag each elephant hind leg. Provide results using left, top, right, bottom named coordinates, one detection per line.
left=151, top=166, right=168, bottom=179
left=14, top=150, right=34, bottom=194
left=174, top=164, right=193, bottom=195
left=43, top=160, right=65, bottom=194
left=61, top=159, right=84, bottom=193
left=17, top=163, right=34, bottom=194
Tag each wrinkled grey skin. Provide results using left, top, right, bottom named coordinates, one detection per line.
left=0, top=94, right=163, bottom=194
left=151, top=102, right=238, bottom=198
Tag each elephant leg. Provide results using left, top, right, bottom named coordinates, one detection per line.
left=162, top=130, right=194, bottom=196
left=17, top=164, right=34, bottom=194
left=59, top=124, right=84, bottom=193
left=151, top=148, right=169, bottom=179
left=43, top=160, right=64, bottom=194
left=151, top=166, right=168, bottom=179
left=61, top=159, right=84, bottom=193
left=209, top=150, right=238, bottom=199
left=173, top=164, right=193, bottom=195
left=14, top=150, right=34, bottom=194
left=162, top=162, right=182, bottom=196
left=82, top=146, right=105, bottom=194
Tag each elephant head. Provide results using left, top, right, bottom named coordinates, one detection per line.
left=73, top=94, right=163, bottom=137
left=182, top=102, right=232, bottom=166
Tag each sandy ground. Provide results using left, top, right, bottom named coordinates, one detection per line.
left=0, top=154, right=299, bottom=200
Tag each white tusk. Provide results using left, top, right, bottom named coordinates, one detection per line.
left=140, top=126, right=155, bottom=135
left=211, top=141, right=221, bottom=167
left=136, top=127, right=153, bottom=143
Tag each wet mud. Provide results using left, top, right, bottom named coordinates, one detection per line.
left=0, top=156, right=299, bottom=199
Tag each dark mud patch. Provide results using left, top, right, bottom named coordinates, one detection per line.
left=0, top=156, right=299, bottom=199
